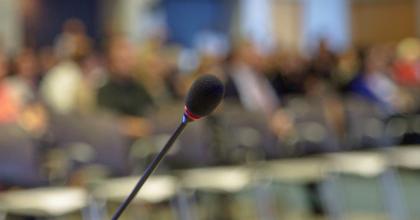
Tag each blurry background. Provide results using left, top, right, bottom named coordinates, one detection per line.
left=1, top=0, right=420, bottom=219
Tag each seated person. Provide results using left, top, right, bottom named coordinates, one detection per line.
left=97, top=36, right=154, bottom=138
left=0, top=52, right=20, bottom=123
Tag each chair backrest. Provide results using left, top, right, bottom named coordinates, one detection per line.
left=147, top=104, right=212, bottom=168
left=406, top=114, right=420, bottom=144
left=49, top=113, right=129, bottom=175
left=0, top=123, right=45, bottom=187
left=285, top=97, right=340, bottom=154
left=215, top=103, right=271, bottom=162
left=344, top=95, right=387, bottom=148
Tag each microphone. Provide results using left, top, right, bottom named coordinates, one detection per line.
left=111, top=74, right=224, bottom=220
left=184, top=74, right=225, bottom=121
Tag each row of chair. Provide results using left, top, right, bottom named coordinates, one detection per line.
left=1, top=96, right=420, bottom=188
left=1, top=145, right=420, bottom=220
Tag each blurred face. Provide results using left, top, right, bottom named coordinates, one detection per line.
left=366, top=47, right=388, bottom=75
left=16, top=50, right=39, bottom=79
left=144, top=52, right=169, bottom=78
left=63, top=18, right=86, bottom=35
left=239, top=43, right=265, bottom=72
left=39, top=47, right=57, bottom=72
left=108, top=38, right=137, bottom=78
left=281, top=53, right=305, bottom=77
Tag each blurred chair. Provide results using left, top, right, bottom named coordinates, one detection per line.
left=0, top=187, right=87, bottom=220
left=129, top=133, right=181, bottom=174
left=388, top=115, right=420, bottom=145
left=321, top=151, right=406, bottom=220
left=285, top=96, right=340, bottom=155
left=171, top=120, right=211, bottom=167
left=0, top=123, right=46, bottom=187
left=256, top=157, right=327, bottom=220
left=178, top=166, right=255, bottom=220
left=49, top=112, right=129, bottom=178
left=387, top=146, right=420, bottom=219
left=384, top=115, right=410, bottom=145
left=139, top=104, right=212, bottom=169
left=215, top=102, right=271, bottom=162
left=384, top=114, right=420, bottom=146
left=344, top=96, right=388, bottom=149
left=90, top=175, right=179, bottom=220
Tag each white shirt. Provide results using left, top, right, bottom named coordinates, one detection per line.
left=40, top=61, right=83, bottom=114
left=231, top=64, right=279, bottom=115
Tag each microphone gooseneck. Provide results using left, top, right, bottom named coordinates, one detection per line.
left=111, top=121, right=188, bottom=220
left=111, top=74, right=224, bottom=220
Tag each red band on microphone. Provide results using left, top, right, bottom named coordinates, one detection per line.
left=184, top=106, right=201, bottom=121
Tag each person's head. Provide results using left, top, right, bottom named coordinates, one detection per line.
left=279, top=50, right=306, bottom=77
left=15, top=48, right=39, bottom=79
left=62, top=18, right=86, bottom=35
left=39, top=46, right=57, bottom=73
left=56, top=19, right=91, bottom=62
left=318, top=38, right=330, bottom=53
left=107, top=36, right=137, bottom=79
left=397, top=38, right=420, bottom=62
left=365, top=45, right=389, bottom=75
left=235, top=40, right=265, bottom=72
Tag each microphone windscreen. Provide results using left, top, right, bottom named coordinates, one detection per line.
left=185, top=74, right=225, bottom=119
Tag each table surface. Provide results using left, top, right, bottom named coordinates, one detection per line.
left=92, top=175, right=178, bottom=203
left=0, top=187, right=87, bottom=217
left=179, top=166, right=252, bottom=193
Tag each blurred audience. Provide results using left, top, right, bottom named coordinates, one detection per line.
left=1, top=18, right=420, bottom=187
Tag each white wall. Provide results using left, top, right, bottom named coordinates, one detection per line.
left=113, top=0, right=163, bottom=42
left=0, top=0, right=22, bottom=53
left=239, top=0, right=275, bottom=53
left=272, top=0, right=301, bottom=50
left=301, top=0, right=350, bottom=53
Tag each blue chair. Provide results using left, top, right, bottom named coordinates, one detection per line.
left=0, top=123, right=46, bottom=187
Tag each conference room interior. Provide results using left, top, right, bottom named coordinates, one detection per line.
left=1, top=0, right=420, bottom=219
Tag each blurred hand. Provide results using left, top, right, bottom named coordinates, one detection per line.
left=119, top=116, right=153, bottom=138
left=270, top=109, right=295, bottom=138
left=19, top=103, right=48, bottom=137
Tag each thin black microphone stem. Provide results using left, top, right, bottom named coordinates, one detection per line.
left=111, top=118, right=189, bottom=220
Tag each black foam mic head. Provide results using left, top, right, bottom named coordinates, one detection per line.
left=184, top=74, right=225, bottom=121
